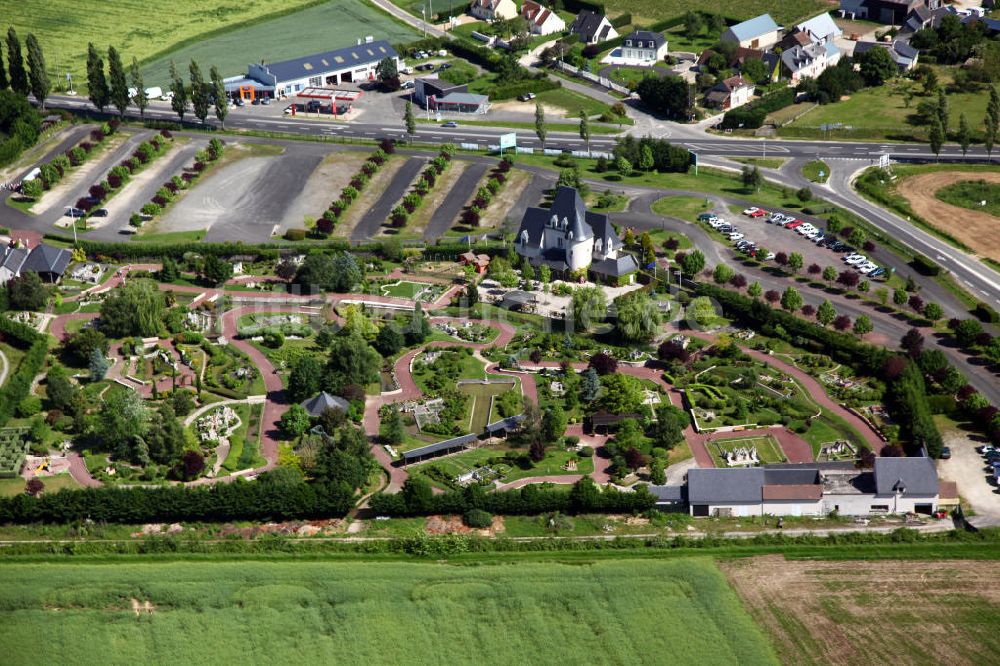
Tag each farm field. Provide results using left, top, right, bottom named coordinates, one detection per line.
left=722, top=556, right=1000, bottom=666
left=140, top=0, right=419, bottom=87
left=7, top=0, right=323, bottom=87
left=602, top=0, right=828, bottom=25
left=0, top=558, right=777, bottom=665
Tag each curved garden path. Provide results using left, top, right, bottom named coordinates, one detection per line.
left=47, top=267, right=881, bottom=493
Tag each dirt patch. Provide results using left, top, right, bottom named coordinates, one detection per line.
left=721, top=556, right=1000, bottom=666
left=897, top=170, right=1000, bottom=263
left=279, top=150, right=367, bottom=233
left=489, top=101, right=564, bottom=118
left=479, top=169, right=532, bottom=230
left=425, top=514, right=505, bottom=536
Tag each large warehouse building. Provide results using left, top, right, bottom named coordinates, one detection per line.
left=224, top=37, right=398, bottom=99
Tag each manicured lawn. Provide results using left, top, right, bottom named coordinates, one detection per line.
left=458, top=380, right=517, bottom=433
left=219, top=404, right=251, bottom=473
left=651, top=194, right=713, bottom=223
left=936, top=179, right=1000, bottom=218
left=380, top=280, right=432, bottom=299
left=732, top=157, right=788, bottom=170
left=132, top=230, right=206, bottom=243
left=139, top=0, right=419, bottom=87
left=709, top=435, right=786, bottom=468
left=0, top=474, right=80, bottom=497
left=418, top=117, right=623, bottom=135
left=590, top=192, right=630, bottom=212
left=0, top=558, right=777, bottom=664
left=802, top=160, right=830, bottom=184
left=536, top=88, right=623, bottom=120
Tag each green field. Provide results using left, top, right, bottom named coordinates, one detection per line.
left=936, top=179, right=1000, bottom=218
left=0, top=474, right=79, bottom=497
left=0, top=558, right=776, bottom=664
left=7, top=0, right=325, bottom=87
left=603, top=0, right=828, bottom=25
left=140, top=0, right=419, bottom=87
left=458, top=380, right=516, bottom=433
left=802, top=160, right=829, bottom=184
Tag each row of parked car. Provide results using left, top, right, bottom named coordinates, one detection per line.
left=742, top=207, right=887, bottom=279
left=698, top=213, right=775, bottom=260
left=977, top=444, right=1000, bottom=483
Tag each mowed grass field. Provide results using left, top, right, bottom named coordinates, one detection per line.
left=7, top=0, right=324, bottom=87
left=603, top=0, right=828, bottom=25
left=140, top=0, right=419, bottom=87
left=0, top=558, right=778, bottom=665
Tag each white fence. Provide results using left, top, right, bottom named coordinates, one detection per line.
left=554, top=61, right=632, bottom=95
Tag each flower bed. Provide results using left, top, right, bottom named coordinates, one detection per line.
left=460, top=155, right=513, bottom=228
left=77, top=129, right=176, bottom=220
left=390, top=145, right=453, bottom=229
left=131, top=137, right=225, bottom=228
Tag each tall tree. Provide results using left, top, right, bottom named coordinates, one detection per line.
left=6, top=28, right=27, bottom=95
left=936, top=86, right=948, bottom=138
left=130, top=57, right=148, bottom=118
left=404, top=100, right=415, bottom=142
left=168, top=60, right=187, bottom=121
left=107, top=46, right=128, bottom=116
left=189, top=60, right=209, bottom=123
left=534, top=101, right=546, bottom=148
left=210, top=65, right=228, bottom=128
left=816, top=299, right=836, bottom=327
left=24, top=34, right=49, bottom=108
left=0, top=38, right=8, bottom=90
left=85, top=43, right=109, bottom=112
left=986, top=86, right=1000, bottom=161
left=929, top=118, right=944, bottom=159
left=578, top=109, right=589, bottom=153
left=957, top=113, right=971, bottom=156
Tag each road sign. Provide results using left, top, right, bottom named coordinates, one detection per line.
left=499, top=132, right=516, bottom=150
left=878, top=154, right=890, bottom=169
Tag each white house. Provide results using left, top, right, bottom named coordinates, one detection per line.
left=796, top=12, right=843, bottom=42
left=685, top=458, right=940, bottom=518
left=569, top=10, right=618, bottom=44
left=521, top=1, right=566, bottom=36
left=780, top=39, right=841, bottom=85
left=0, top=245, right=28, bottom=286
left=470, top=0, right=518, bottom=21
left=618, top=30, right=668, bottom=64
left=721, top=14, right=782, bottom=50
left=514, top=186, right=638, bottom=283
left=705, top=75, right=755, bottom=110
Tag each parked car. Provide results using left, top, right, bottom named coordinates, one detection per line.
left=868, top=268, right=886, bottom=278
left=764, top=251, right=776, bottom=261
left=749, top=209, right=767, bottom=218
left=437, top=62, right=452, bottom=71
left=91, top=208, right=108, bottom=217
left=786, top=221, right=803, bottom=230
left=518, top=92, right=536, bottom=102
left=401, top=80, right=415, bottom=90
left=65, top=207, right=85, bottom=217
left=846, top=255, right=868, bottom=266
left=977, top=445, right=996, bottom=454
left=940, top=447, right=952, bottom=459
left=442, top=121, right=458, bottom=128
left=698, top=212, right=716, bottom=222
left=260, top=97, right=271, bottom=105
left=728, top=233, right=744, bottom=241
left=742, top=207, right=759, bottom=216
left=235, top=97, right=245, bottom=107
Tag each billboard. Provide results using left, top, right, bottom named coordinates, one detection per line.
left=499, top=132, right=517, bottom=150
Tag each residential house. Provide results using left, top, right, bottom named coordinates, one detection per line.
left=780, top=39, right=842, bottom=85
left=514, top=186, right=639, bottom=284
left=698, top=47, right=780, bottom=82
left=569, top=10, right=618, bottom=44
left=470, top=0, right=517, bottom=22
left=686, top=458, right=940, bottom=517
left=839, top=0, right=940, bottom=24
left=521, top=1, right=566, bottom=36
left=619, top=30, right=669, bottom=64
left=705, top=75, right=756, bottom=110
left=796, top=12, right=844, bottom=42
left=22, top=243, right=72, bottom=283
left=721, top=13, right=782, bottom=50
left=900, top=4, right=956, bottom=33
left=853, top=40, right=920, bottom=71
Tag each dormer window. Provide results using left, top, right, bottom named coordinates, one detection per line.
left=550, top=214, right=558, bottom=227
left=561, top=216, right=568, bottom=229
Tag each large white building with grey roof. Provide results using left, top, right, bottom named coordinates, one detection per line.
left=514, top=186, right=638, bottom=283
left=224, top=38, right=399, bottom=98
left=721, top=14, right=782, bottom=50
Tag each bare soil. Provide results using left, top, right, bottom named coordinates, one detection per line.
left=897, top=170, right=1000, bottom=263
left=721, top=556, right=1000, bottom=666
left=488, top=101, right=565, bottom=117
left=425, top=514, right=505, bottom=536
left=279, top=150, right=366, bottom=233
left=480, top=169, right=532, bottom=229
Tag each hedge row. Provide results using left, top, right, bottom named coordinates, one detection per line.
left=391, top=148, right=452, bottom=228
left=0, top=318, right=48, bottom=428
left=135, top=136, right=223, bottom=225
left=310, top=146, right=389, bottom=237
left=720, top=88, right=796, bottom=130
left=369, top=477, right=656, bottom=517
left=0, top=479, right=355, bottom=524
left=461, top=156, right=513, bottom=227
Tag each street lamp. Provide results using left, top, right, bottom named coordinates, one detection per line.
left=63, top=206, right=79, bottom=243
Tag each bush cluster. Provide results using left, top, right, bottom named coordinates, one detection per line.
left=462, top=156, right=512, bottom=227
left=316, top=147, right=389, bottom=236
left=391, top=147, right=452, bottom=228
left=720, top=88, right=796, bottom=130
left=132, top=136, right=221, bottom=225
left=0, top=318, right=47, bottom=428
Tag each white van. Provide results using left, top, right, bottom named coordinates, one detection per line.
left=144, top=86, right=163, bottom=100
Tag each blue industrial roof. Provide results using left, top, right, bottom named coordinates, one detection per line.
left=261, top=40, right=398, bottom=84
left=727, top=14, right=780, bottom=42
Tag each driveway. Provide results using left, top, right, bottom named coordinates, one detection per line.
left=936, top=425, right=1000, bottom=526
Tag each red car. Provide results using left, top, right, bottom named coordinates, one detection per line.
left=749, top=209, right=768, bottom=218
left=785, top=220, right=803, bottom=229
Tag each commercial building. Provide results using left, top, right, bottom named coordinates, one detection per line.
left=684, top=458, right=940, bottom=518
left=414, top=77, right=490, bottom=114
left=223, top=38, right=398, bottom=99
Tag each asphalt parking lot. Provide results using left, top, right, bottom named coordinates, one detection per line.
left=700, top=205, right=881, bottom=277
